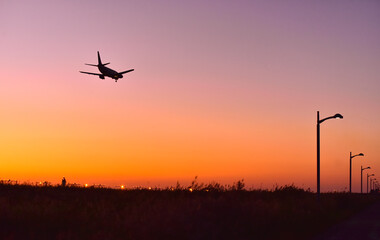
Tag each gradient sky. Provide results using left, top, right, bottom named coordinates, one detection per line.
left=0, top=1, right=379, bottom=192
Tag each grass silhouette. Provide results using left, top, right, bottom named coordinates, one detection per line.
left=0, top=181, right=378, bottom=239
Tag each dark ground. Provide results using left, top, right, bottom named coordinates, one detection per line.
left=0, top=184, right=378, bottom=240
left=314, top=200, right=380, bottom=240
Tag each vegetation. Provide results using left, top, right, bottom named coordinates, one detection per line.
left=0, top=181, right=378, bottom=240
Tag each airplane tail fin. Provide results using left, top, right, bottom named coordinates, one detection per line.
left=84, top=52, right=109, bottom=67
left=97, top=51, right=102, bottom=65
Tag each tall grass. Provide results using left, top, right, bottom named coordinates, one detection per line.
left=0, top=181, right=378, bottom=240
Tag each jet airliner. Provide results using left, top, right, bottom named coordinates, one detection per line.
left=80, top=51, right=134, bottom=82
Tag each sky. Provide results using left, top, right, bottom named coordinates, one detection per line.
left=0, top=0, right=379, bottom=192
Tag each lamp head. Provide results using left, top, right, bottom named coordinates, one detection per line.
left=334, top=113, right=343, bottom=119
left=358, top=153, right=364, bottom=156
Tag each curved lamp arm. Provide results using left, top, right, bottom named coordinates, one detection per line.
left=319, top=114, right=343, bottom=124
left=352, top=153, right=364, bottom=158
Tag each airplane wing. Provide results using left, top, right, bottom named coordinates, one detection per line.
left=118, top=69, right=135, bottom=75
left=79, top=71, right=102, bottom=76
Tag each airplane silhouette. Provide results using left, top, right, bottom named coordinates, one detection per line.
left=80, top=51, right=134, bottom=82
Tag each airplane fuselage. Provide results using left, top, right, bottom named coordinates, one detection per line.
left=99, top=65, right=123, bottom=80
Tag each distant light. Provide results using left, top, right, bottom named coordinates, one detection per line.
left=148, top=187, right=152, bottom=190
left=189, top=188, right=193, bottom=192
left=85, top=184, right=88, bottom=187
left=39, top=182, right=42, bottom=185
left=121, top=185, right=125, bottom=189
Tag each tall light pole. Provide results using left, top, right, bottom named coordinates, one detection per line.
left=349, top=152, right=364, bottom=193
left=367, top=173, right=374, bottom=193
left=370, top=178, right=376, bottom=192
left=373, top=178, right=376, bottom=192
left=317, top=111, right=343, bottom=198
left=361, top=166, right=371, bottom=193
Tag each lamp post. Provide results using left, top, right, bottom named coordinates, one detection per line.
left=373, top=179, right=377, bottom=192
left=361, top=166, right=370, bottom=193
left=370, top=178, right=376, bottom=192
left=367, top=173, right=374, bottom=193
left=349, top=152, right=364, bottom=193
left=317, top=111, right=343, bottom=198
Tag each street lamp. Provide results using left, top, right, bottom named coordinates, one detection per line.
left=317, top=111, right=343, bottom=198
left=361, top=166, right=371, bottom=193
left=370, top=178, right=376, bottom=192
left=349, top=152, right=364, bottom=193
left=374, top=179, right=377, bottom=192
left=367, top=173, right=374, bottom=193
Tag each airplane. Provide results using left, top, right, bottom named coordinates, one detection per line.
left=80, top=51, right=134, bottom=82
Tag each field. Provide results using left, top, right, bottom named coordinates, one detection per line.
left=0, top=183, right=378, bottom=240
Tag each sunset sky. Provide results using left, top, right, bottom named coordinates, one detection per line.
left=0, top=1, right=379, bottom=192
